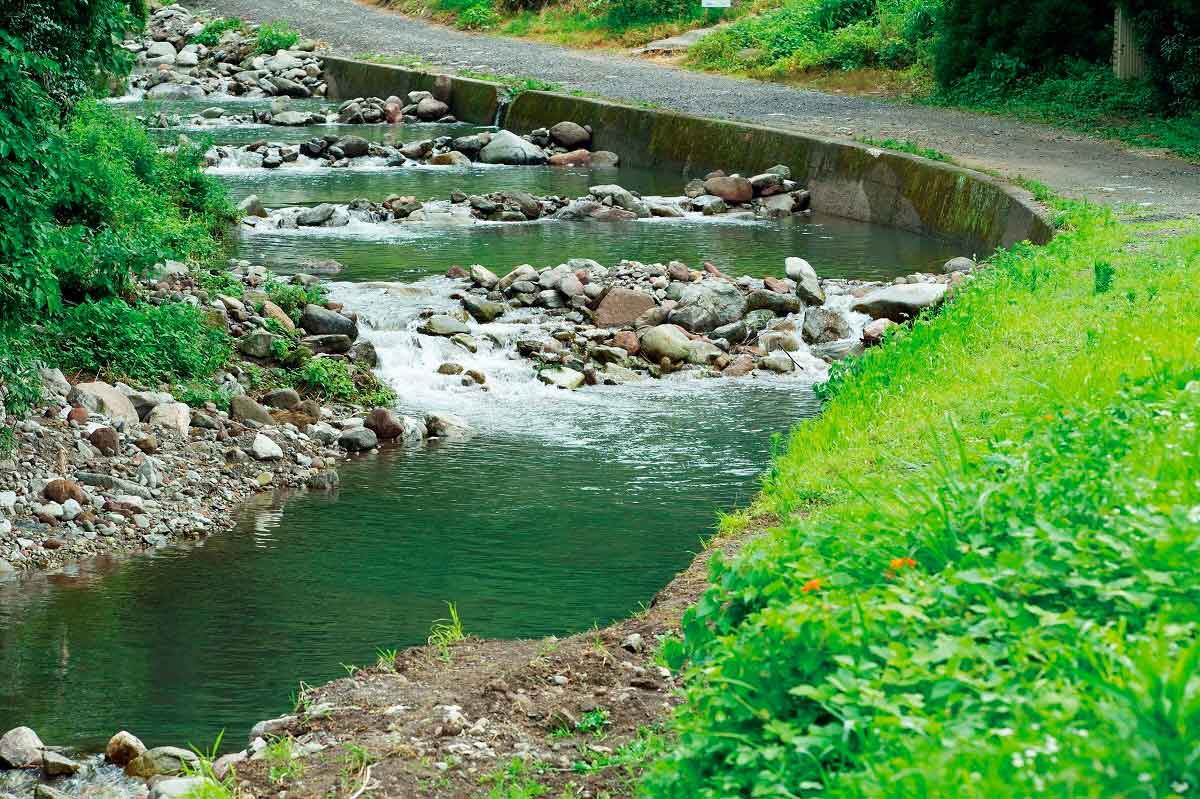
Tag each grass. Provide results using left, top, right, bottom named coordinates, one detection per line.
left=427, top=601, right=466, bottom=661
left=643, top=194, right=1200, bottom=796
left=264, top=737, right=306, bottom=785
left=857, top=135, right=952, bottom=162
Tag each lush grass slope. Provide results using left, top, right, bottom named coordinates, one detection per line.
left=648, top=203, right=1200, bottom=797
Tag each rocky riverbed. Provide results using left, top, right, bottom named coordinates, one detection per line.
left=0, top=261, right=476, bottom=579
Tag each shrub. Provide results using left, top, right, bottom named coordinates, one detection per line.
left=254, top=20, right=299, bottom=54
left=191, top=17, right=244, bottom=47
left=1121, top=0, right=1200, bottom=112
left=263, top=278, right=326, bottom=321
left=456, top=2, right=502, bottom=29
left=50, top=299, right=232, bottom=385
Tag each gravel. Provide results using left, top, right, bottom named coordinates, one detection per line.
left=192, top=0, right=1200, bottom=216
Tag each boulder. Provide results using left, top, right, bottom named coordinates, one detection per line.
left=339, top=427, right=378, bottom=452
left=146, top=403, right=191, bottom=436
left=39, top=367, right=71, bottom=397
left=429, top=151, right=471, bottom=166
left=703, top=176, right=753, bottom=204
left=539, top=366, right=586, bottom=390
left=426, top=413, right=472, bottom=440
left=851, top=283, right=948, bottom=322
left=469, top=264, right=500, bottom=288
left=365, top=408, right=404, bottom=440
left=43, top=479, right=85, bottom=504
left=89, top=427, right=120, bottom=455
left=238, top=330, right=277, bottom=359
left=479, top=130, right=547, bottom=165
left=270, top=110, right=312, bottom=127
left=785, top=257, right=824, bottom=305
left=124, top=746, right=199, bottom=779
left=684, top=339, right=724, bottom=365
left=300, top=304, right=358, bottom=339
left=147, top=83, right=204, bottom=100
left=41, top=752, right=80, bottom=777
left=127, top=390, right=174, bottom=420
left=229, top=396, right=273, bottom=425
left=594, top=288, right=656, bottom=328
left=611, top=330, right=639, bottom=354
left=549, top=121, right=590, bottom=149
left=943, top=256, right=976, bottom=274
left=0, top=726, right=43, bottom=768
left=862, top=317, right=897, bottom=345
left=668, top=281, right=746, bottom=333
left=151, top=778, right=213, bottom=799
left=302, top=334, right=352, bottom=354
left=337, top=136, right=370, bottom=158
left=548, top=149, right=591, bottom=166
left=416, top=97, right=450, bottom=120
left=419, top=315, right=470, bottom=337
left=639, top=324, right=691, bottom=362
left=759, top=351, right=795, bottom=373
left=251, top=433, right=284, bottom=461
left=262, top=388, right=302, bottom=410
left=105, top=731, right=146, bottom=767
left=588, top=184, right=648, bottom=217
left=744, top=288, right=802, bottom=317
left=802, top=307, right=851, bottom=344
left=261, top=300, right=296, bottom=333
left=462, top=295, right=505, bottom=323
left=67, top=382, right=138, bottom=426
left=296, top=204, right=335, bottom=226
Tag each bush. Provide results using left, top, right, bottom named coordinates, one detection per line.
left=456, top=2, right=502, bottom=29
left=254, top=20, right=299, bottom=54
left=1121, top=0, right=1200, bottom=112
left=191, top=17, right=244, bottom=47
left=50, top=299, right=232, bottom=385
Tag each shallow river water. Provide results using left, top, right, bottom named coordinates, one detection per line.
left=0, top=98, right=959, bottom=753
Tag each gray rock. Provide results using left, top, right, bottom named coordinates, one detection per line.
left=759, top=351, right=795, bottom=373
left=462, top=295, right=505, bottom=323
left=943, top=256, right=975, bottom=274
left=469, top=264, right=500, bottom=288
left=785, top=257, right=824, bottom=305
left=269, top=76, right=311, bottom=98
left=127, top=390, right=175, bottom=420
left=416, top=96, right=450, bottom=120
left=124, top=746, right=199, bottom=779
left=350, top=339, right=379, bottom=367
left=588, top=184, right=648, bottom=217
left=239, top=330, right=277, bottom=359
left=229, top=396, right=273, bottom=425
left=300, top=304, right=358, bottom=339
left=639, top=324, right=691, bottom=362
left=479, top=130, right=547, bottom=165
left=668, top=281, right=746, bottom=333
left=39, top=367, right=71, bottom=397
left=0, top=726, right=43, bottom=768
left=296, top=204, right=335, bottom=226
left=150, top=777, right=211, bottom=799
left=538, top=366, right=585, bottom=390
left=302, top=334, right=352, bottom=354
left=711, top=320, right=748, bottom=343
left=251, top=433, right=284, bottom=461
left=426, top=413, right=472, bottom=440
left=684, top=339, right=724, bottom=365
left=745, top=288, right=802, bottom=317
left=851, top=283, right=948, bottom=322
left=75, top=472, right=153, bottom=500
left=549, top=121, right=590, bottom=149
left=146, top=403, right=191, bottom=436
left=249, top=714, right=297, bottom=740
left=802, top=307, right=851, bottom=344
left=67, top=382, right=139, bottom=426
left=337, top=136, right=370, bottom=158
left=419, top=315, right=470, bottom=337
left=41, top=751, right=80, bottom=777
left=262, top=388, right=302, bottom=410
left=339, top=427, right=378, bottom=452
left=147, top=82, right=204, bottom=100
left=270, top=110, right=312, bottom=127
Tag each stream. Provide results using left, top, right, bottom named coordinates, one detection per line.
left=0, top=96, right=960, bottom=757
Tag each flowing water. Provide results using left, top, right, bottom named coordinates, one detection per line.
left=0, top=99, right=960, bottom=754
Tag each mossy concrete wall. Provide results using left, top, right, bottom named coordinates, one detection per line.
left=322, top=56, right=500, bottom=125
left=320, top=58, right=1053, bottom=253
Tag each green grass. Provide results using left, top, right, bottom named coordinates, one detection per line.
left=427, top=602, right=466, bottom=661
left=458, top=69, right=564, bottom=95
left=857, top=135, right=952, bottom=161
left=645, top=199, right=1200, bottom=796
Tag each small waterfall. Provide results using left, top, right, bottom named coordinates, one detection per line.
left=492, top=93, right=512, bottom=129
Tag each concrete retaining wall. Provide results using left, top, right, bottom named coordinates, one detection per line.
left=321, top=57, right=1054, bottom=253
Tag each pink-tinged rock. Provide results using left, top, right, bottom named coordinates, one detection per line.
left=763, top=276, right=792, bottom=294
left=384, top=102, right=403, bottom=123
left=612, top=330, right=640, bottom=355
left=862, top=317, right=898, bottom=346
left=722, top=354, right=755, bottom=377
left=548, top=149, right=591, bottom=166
left=67, top=406, right=88, bottom=425
left=106, top=731, right=146, bottom=767
left=67, top=382, right=138, bottom=426
left=594, top=288, right=657, bottom=328
left=365, top=407, right=404, bottom=440
left=702, top=176, right=753, bottom=204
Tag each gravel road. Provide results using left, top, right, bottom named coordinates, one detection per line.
left=192, top=0, right=1200, bottom=214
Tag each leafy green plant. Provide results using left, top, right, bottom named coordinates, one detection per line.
left=264, top=737, right=305, bottom=784
left=255, top=20, right=299, bottom=54
left=456, top=1, right=502, bottom=29
left=858, top=135, right=952, bottom=161
left=1093, top=259, right=1116, bottom=293
left=376, top=647, right=399, bottom=669
left=577, top=708, right=611, bottom=738
left=181, top=731, right=237, bottom=799
left=192, top=17, right=244, bottom=47
left=479, top=757, right=549, bottom=799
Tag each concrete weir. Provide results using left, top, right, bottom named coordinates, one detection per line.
left=321, top=55, right=1054, bottom=253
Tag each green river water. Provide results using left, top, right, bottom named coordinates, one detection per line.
left=0, top=98, right=960, bottom=754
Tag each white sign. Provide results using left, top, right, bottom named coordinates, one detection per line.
left=702, top=0, right=731, bottom=7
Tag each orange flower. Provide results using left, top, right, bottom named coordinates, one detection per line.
left=802, top=578, right=822, bottom=594
left=889, top=556, right=917, bottom=571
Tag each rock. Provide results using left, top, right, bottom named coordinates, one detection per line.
left=693, top=195, right=727, bottom=215
left=262, top=388, right=302, bottom=410
left=785, top=257, right=824, bottom=305
left=590, top=151, right=620, bottom=167
left=350, top=339, right=379, bottom=367
left=429, top=151, right=471, bottom=166
left=549, top=121, right=590, bottom=149
left=749, top=172, right=785, bottom=195
left=67, top=382, right=138, bottom=426
left=300, top=304, right=358, bottom=339
left=147, top=82, right=204, bottom=100
left=703, top=175, right=753, bottom=203
left=251, top=433, right=284, bottom=461
left=270, top=110, right=312, bottom=126
left=144, top=41, right=177, bottom=63
left=41, top=751, right=80, bottom=777
left=365, top=407, right=404, bottom=440
left=745, top=288, right=801, bottom=317
left=261, top=301, right=297, bottom=333
left=297, top=204, right=335, bottom=226
left=416, top=96, right=450, bottom=120
left=127, top=390, right=174, bottom=420
left=851, top=283, right=948, bottom=322
left=595, top=288, right=656, bottom=328
left=212, top=751, right=248, bottom=781
left=151, top=777, right=212, bottom=799
left=639, top=324, right=691, bottom=362
left=339, top=428, right=378, bottom=452
left=146, top=403, right=191, bottom=436
left=943, top=256, right=975, bottom=274
left=548, top=149, right=591, bottom=166
left=862, top=317, right=897, bottom=345
left=229, top=396, right=273, bottom=425
left=419, top=315, right=470, bottom=337
left=426, top=413, right=472, bottom=440
left=711, top=320, right=748, bottom=343
left=238, top=329, right=277, bottom=359
left=302, top=334, right=352, bottom=354
left=760, top=350, right=796, bottom=373
left=88, top=427, right=120, bottom=455
left=270, top=76, right=311, bottom=98
left=43, top=479, right=85, bottom=504
left=479, top=130, right=547, bottom=165
left=34, top=788, right=71, bottom=799
left=621, top=632, right=644, bottom=653
left=611, top=330, right=639, bottom=354
left=588, top=184, right=648, bottom=217
left=802, top=307, right=851, bottom=343
left=249, top=714, right=297, bottom=739
left=125, top=746, right=199, bottom=779
left=462, top=295, right=505, bottom=323
left=469, top=264, right=500, bottom=289
left=668, top=280, right=746, bottom=333
left=684, top=339, right=724, bottom=365
left=539, top=366, right=586, bottom=390
left=722, top=353, right=755, bottom=377
left=0, top=726, right=43, bottom=768
left=39, top=367, right=70, bottom=397
left=238, top=194, right=268, bottom=218
left=106, top=731, right=146, bottom=767
left=761, top=193, right=795, bottom=217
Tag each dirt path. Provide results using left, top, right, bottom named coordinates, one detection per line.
left=193, top=0, right=1200, bottom=214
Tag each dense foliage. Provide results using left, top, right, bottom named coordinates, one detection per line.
left=1121, top=0, right=1200, bottom=111
left=648, top=207, right=1200, bottom=796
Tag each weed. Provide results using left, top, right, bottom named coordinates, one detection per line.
left=428, top=602, right=466, bottom=661
left=1093, top=259, right=1116, bottom=294
left=858, top=135, right=952, bottom=162
left=577, top=708, right=610, bottom=738
left=376, top=647, right=398, bottom=670
left=264, top=737, right=305, bottom=785
left=255, top=20, right=299, bottom=54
